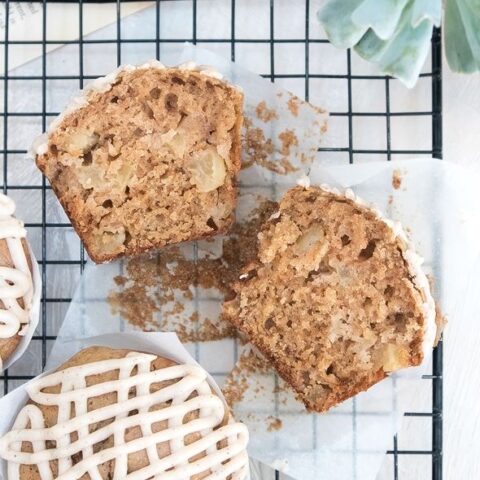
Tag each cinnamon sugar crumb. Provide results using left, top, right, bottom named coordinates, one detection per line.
left=279, top=158, right=298, bottom=174
left=287, top=96, right=299, bottom=117
left=108, top=199, right=277, bottom=342
left=242, top=118, right=298, bottom=174
left=392, top=169, right=402, bottom=190
left=223, top=374, right=248, bottom=408
left=267, top=416, right=283, bottom=432
left=256, top=101, right=279, bottom=122
left=113, top=275, right=127, bottom=286
left=278, top=129, right=298, bottom=156
left=222, top=349, right=272, bottom=408
left=242, top=120, right=275, bottom=170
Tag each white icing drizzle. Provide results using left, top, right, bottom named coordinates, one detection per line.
left=0, top=352, right=249, bottom=480
left=308, top=185, right=437, bottom=356
left=0, top=194, right=33, bottom=340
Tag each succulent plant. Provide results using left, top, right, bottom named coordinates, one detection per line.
left=318, top=0, right=480, bottom=87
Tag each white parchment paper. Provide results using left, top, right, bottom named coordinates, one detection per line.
left=0, top=331, right=242, bottom=479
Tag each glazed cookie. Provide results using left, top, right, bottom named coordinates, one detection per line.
left=34, top=61, right=244, bottom=263
left=0, top=346, right=249, bottom=479
left=0, top=194, right=37, bottom=370
left=223, top=184, right=437, bottom=413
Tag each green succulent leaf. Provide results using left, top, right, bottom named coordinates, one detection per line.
left=411, top=0, right=442, bottom=27
left=319, top=0, right=480, bottom=80
left=317, top=0, right=368, bottom=49
left=445, top=0, right=480, bottom=73
left=355, top=2, right=434, bottom=87
left=351, top=0, right=409, bottom=40
left=318, top=0, right=441, bottom=87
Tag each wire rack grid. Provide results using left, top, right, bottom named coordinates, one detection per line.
left=0, top=1, right=442, bottom=479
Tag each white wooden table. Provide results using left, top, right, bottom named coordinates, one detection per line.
left=440, top=65, right=480, bottom=480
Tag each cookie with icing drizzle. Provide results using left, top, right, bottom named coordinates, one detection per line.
left=0, top=346, right=249, bottom=480
left=0, top=193, right=36, bottom=370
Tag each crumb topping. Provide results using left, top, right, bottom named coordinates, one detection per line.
left=255, top=101, right=279, bottom=122
left=392, top=169, right=402, bottom=190
left=108, top=199, right=277, bottom=342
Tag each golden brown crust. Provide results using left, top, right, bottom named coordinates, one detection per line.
left=0, top=238, right=33, bottom=365
left=36, top=67, right=244, bottom=263
left=223, top=186, right=428, bottom=413
left=16, top=346, right=228, bottom=480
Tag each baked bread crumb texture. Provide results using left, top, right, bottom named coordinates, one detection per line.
left=223, top=185, right=436, bottom=413
left=36, top=64, right=244, bottom=263
left=0, top=346, right=249, bottom=480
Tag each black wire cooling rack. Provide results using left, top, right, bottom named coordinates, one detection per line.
left=0, top=1, right=443, bottom=479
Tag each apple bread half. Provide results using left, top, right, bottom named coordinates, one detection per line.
left=35, top=62, right=243, bottom=263
left=223, top=185, right=436, bottom=412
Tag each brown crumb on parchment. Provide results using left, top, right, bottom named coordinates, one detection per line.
left=108, top=199, right=278, bottom=342
left=392, top=169, right=402, bottom=190
left=256, top=100, right=279, bottom=122
left=278, top=158, right=298, bottom=174
left=278, top=129, right=298, bottom=156
left=279, top=90, right=328, bottom=137
left=242, top=118, right=275, bottom=170
left=315, top=118, right=329, bottom=136
left=285, top=91, right=327, bottom=116
left=287, top=96, right=300, bottom=117
left=242, top=117, right=298, bottom=174
left=113, top=275, right=127, bottom=287
left=244, top=92, right=328, bottom=174
left=223, top=349, right=290, bottom=430
left=223, top=373, right=249, bottom=408
left=222, top=349, right=272, bottom=408
left=267, top=416, right=283, bottom=432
